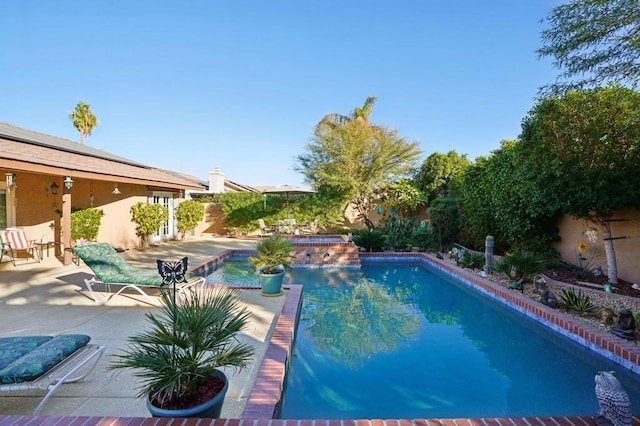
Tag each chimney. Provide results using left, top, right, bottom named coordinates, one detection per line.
left=208, top=168, right=225, bottom=193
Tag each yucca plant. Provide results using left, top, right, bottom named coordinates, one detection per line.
left=559, top=288, right=597, bottom=316
left=110, top=287, right=254, bottom=411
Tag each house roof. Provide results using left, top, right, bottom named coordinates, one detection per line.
left=224, top=179, right=260, bottom=193
left=0, top=122, right=205, bottom=190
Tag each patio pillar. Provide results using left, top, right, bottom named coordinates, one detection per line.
left=62, top=185, right=72, bottom=265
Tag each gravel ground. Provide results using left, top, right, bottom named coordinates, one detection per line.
left=443, top=255, right=640, bottom=339
left=492, top=273, right=640, bottom=340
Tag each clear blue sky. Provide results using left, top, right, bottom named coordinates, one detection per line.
left=1, top=1, right=560, bottom=188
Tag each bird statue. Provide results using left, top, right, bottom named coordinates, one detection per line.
left=594, top=371, right=632, bottom=426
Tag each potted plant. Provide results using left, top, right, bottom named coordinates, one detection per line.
left=249, top=234, right=295, bottom=296
left=109, top=287, right=255, bottom=418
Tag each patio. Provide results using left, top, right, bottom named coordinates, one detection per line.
left=0, top=236, right=286, bottom=418
left=0, top=237, right=638, bottom=425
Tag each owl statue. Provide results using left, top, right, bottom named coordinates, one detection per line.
left=595, top=371, right=632, bottom=426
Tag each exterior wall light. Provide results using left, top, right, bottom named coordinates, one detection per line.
left=112, top=183, right=121, bottom=195
left=50, top=181, right=59, bottom=195
left=5, top=173, right=15, bottom=190
left=64, top=176, right=74, bottom=190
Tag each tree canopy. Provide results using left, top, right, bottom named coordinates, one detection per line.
left=456, top=141, right=558, bottom=252
left=538, top=0, right=640, bottom=94
left=296, top=98, right=422, bottom=229
left=414, top=150, right=471, bottom=202
left=517, top=84, right=640, bottom=282
left=69, top=101, right=98, bottom=144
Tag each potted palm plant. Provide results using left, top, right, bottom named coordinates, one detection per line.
left=249, top=234, right=295, bottom=296
left=109, top=287, right=254, bottom=418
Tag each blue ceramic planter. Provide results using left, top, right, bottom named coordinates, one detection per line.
left=146, top=369, right=228, bottom=418
left=259, top=270, right=285, bottom=295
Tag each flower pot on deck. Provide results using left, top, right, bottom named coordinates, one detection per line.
left=258, top=269, right=285, bottom=296
left=146, top=369, right=229, bottom=418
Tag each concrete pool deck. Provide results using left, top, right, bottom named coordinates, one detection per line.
left=0, top=236, right=285, bottom=419
left=0, top=237, right=639, bottom=425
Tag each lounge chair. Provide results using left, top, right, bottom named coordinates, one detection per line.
left=0, top=228, right=41, bottom=266
left=73, top=243, right=206, bottom=305
left=0, top=334, right=104, bottom=415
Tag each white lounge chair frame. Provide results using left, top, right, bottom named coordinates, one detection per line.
left=0, top=343, right=105, bottom=415
left=83, top=275, right=206, bottom=306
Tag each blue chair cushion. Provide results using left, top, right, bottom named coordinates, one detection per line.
left=0, top=334, right=91, bottom=384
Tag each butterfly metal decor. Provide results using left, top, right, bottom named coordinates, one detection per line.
left=157, top=257, right=189, bottom=288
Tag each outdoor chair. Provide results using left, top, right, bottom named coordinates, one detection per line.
left=299, top=219, right=318, bottom=235
left=73, top=243, right=206, bottom=305
left=0, top=228, right=41, bottom=266
left=0, top=334, right=104, bottom=415
left=257, top=219, right=275, bottom=237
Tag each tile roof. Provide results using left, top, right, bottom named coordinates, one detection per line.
left=0, top=122, right=204, bottom=190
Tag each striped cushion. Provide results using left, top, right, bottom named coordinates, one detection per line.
left=0, top=230, right=33, bottom=250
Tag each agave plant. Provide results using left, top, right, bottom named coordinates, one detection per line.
left=110, top=287, right=254, bottom=407
left=559, top=288, right=597, bottom=316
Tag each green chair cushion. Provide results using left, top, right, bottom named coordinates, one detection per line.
left=0, top=334, right=91, bottom=384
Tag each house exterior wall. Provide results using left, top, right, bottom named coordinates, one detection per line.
left=551, top=210, right=640, bottom=285
left=11, top=173, right=178, bottom=252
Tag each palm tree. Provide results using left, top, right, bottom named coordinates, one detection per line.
left=315, top=96, right=377, bottom=133
left=69, top=101, right=98, bottom=144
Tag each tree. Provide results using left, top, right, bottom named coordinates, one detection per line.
left=538, top=0, right=640, bottom=94
left=517, top=85, right=640, bottom=283
left=315, top=96, right=377, bottom=131
left=456, top=141, right=558, bottom=252
left=414, top=150, right=471, bottom=202
left=296, top=98, right=422, bottom=229
left=130, top=202, right=169, bottom=248
left=175, top=200, right=205, bottom=238
left=427, top=197, right=459, bottom=253
left=69, top=101, right=98, bottom=144
left=378, top=178, right=426, bottom=219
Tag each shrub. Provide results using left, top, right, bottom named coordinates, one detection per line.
left=559, top=288, right=596, bottom=316
left=459, top=251, right=485, bottom=270
left=130, top=202, right=169, bottom=248
left=383, top=216, right=414, bottom=251
left=70, top=208, right=104, bottom=241
left=352, top=229, right=386, bottom=252
left=409, top=224, right=439, bottom=251
left=175, top=200, right=205, bottom=237
left=492, top=249, right=544, bottom=282
left=602, top=308, right=616, bottom=327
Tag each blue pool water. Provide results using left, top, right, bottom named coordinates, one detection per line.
left=206, top=259, right=640, bottom=419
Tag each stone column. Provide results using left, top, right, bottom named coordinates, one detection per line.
left=483, top=235, right=494, bottom=276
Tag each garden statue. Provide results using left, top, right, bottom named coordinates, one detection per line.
left=535, top=276, right=558, bottom=308
left=593, top=265, right=604, bottom=278
left=594, top=371, right=632, bottom=426
left=610, top=308, right=636, bottom=340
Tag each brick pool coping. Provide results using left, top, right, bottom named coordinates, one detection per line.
left=3, top=250, right=639, bottom=425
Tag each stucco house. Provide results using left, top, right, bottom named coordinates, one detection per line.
left=0, top=122, right=209, bottom=264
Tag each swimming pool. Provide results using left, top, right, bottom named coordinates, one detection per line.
left=206, top=258, right=640, bottom=419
